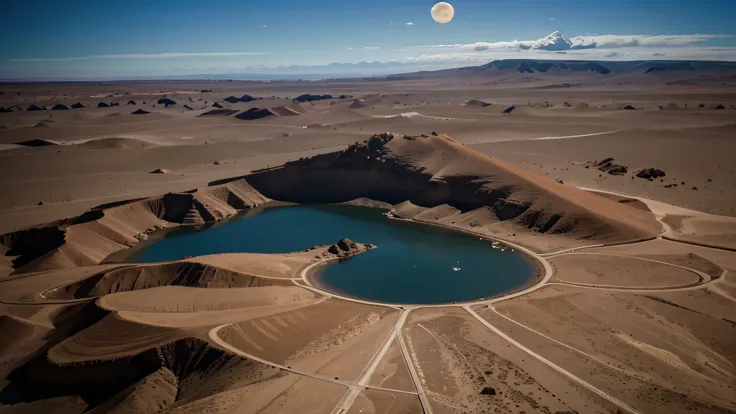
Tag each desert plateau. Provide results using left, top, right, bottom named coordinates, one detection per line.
left=2, top=6, right=736, bottom=412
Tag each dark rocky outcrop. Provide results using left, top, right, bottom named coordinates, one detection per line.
left=97, top=102, right=110, bottom=108
left=592, top=158, right=628, bottom=175
left=327, top=238, right=363, bottom=258
left=131, top=109, right=150, bottom=115
left=70, top=102, right=85, bottom=109
left=502, top=105, right=516, bottom=114
left=212, top=102, right=224, bottom=108
left=126, top=100, right=136, bottom=105
left=239, top=95, right=257, bottom=102
left=51, top=104, right=69, bottom=110
left=223, top=96, right=240, bottom=104
left=27, top=104, right=44, bottom=111
left=636, top=168, right=666, bottom=180
left=623, top=105, right=636, bottom=110
left=480, top=387, right=496, bottom=396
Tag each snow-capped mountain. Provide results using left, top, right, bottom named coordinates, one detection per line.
left=519, top=31, right=597, bottom=51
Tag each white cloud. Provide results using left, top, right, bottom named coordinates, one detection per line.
left=406, top=22, right=415, bottom=26
left=9, top=52, right=269, bottom=63
left=571, top=33, right=734, bottom=48
left=415, top=33, right=735, bottom=53
left=364, top=46, right=382, bottom=50
left=548, top=17, right=555, bottom=21
left=346, top=47, right=355, bottom=51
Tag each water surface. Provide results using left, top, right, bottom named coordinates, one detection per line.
left=131, top=204, right=538, bottom=304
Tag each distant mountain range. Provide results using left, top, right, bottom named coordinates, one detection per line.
left=380, top=59, right=736, bottom=80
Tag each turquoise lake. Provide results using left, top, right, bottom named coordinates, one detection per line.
left=130, top=204, right=538, bottom=304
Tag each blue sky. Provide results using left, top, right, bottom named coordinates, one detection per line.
left=1, top=0, right=735, bottom=79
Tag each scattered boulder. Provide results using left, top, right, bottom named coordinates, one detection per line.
left=699, top=104, right=706, bottom=108
left=50, top=103, right=69, bottom=110
left=239, top=95, right=257, bottom=102
left=502, top=105, right=516, bottom=114
left=431, top=131, right=438, bottom=136
left=563, top=102, right=572, bottom=107
left=623, top=105, right=636, bottom=110
left=70, top=102, right=85, bottom=109
left=0, top=107, right=11, bottom=113
left=126, top=100, right=136, bottom=105
left=131, top=109, right=150, bottom=115
left=150, top=168, right=170, bottom=174
left=714, top=104, right=725, bottom=110
left=27, top=104, right=44, bottom=111
left=636, top=168, right=666, bottom=180
left=212, top=102, right=224, bottom=108
left=223, top=96, right=241, bottom=104
left=110, top=102, right=120, bottom=106
left=97, top=102, right=110, bottom=108
left=37, top=201, right=44, bottom=206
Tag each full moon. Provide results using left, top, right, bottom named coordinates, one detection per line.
left=431, top=2, right=454, bottom=24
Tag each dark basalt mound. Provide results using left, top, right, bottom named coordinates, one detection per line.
left=239, top=95, right=257, bottom=102
left=126, top=100, right=136, bottom=105
left=70, top=102, right=85, bottom=109
left=212, top=102, right=224, bottom=108
left=234, top=108, right=273, bottom=121
left=51, top=104, right=69, bottom=110
left=131, top=109, right=150, bottom=115
left=157, top=98, right=176, bottom=107
left=294, top=94, right=333, bottom=103
left=97, top=102, right=110, bottom=108
left=502, top=105, right=516, bottom=114
left=223, top=96, right=240, bottom=104
left=715, top=104, right=725, bottom=109
left=14, top=139, right=58, bottom=147
left=27, top=104, right=44, bottom=111
left=0, top=107, right=11, bottom=113
left=623, top=105, right=636, bottom=110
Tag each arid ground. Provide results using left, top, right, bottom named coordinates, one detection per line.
left=1, top=74, right=735, bottom=414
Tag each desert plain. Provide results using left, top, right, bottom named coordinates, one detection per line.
left=1, top=64, right=736, bottom=414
